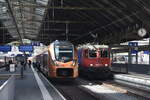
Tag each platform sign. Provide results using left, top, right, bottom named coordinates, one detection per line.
left=19, top=45, right=33, bottom=52
left=144, top=51, right=150, bottom=54
left=31, top=42, right=40, bottom=46
left=0, top=45, right=11, bottom=52
left=128, top=42, right=138, bottom=46
left=131, top=50, right=138, bottom=54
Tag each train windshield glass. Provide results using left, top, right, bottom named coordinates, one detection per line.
left=55, top=46, right=73, bottom=62
left=89, top=50, right=97, bottom=58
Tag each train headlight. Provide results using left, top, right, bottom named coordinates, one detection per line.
left=90, top=64, right=93, bottom=66
left=72, top=60, right=76, bottom=66
left=54, top=61, right=59, bottom=66
left=105, top=64, right=108, bottom=67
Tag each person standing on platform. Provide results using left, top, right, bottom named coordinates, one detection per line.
left=21, top=61, right=26, bottom=70
left=20, top=61, right=24, bottom=78
left=28, top=60, right=32, bottom=68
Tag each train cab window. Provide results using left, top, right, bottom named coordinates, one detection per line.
left=88, top=50, right=97, bottom=58
left=55, top=46, right=73, bottom=62
left=101, top=50, right=108, bottom=58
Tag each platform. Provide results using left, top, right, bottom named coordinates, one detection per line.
left=0, top=65, right=66, bottom=100
left=114, top=73, right=150, bottom=92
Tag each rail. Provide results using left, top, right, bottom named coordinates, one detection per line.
left=0, top=75, right=15, bottom=100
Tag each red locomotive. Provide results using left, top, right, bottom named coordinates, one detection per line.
left=78, top=45, right=112, bottom=79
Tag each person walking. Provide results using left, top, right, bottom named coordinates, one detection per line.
left=20, top=61, right=24, bottom=78
left=28, top=60, right=32, bottom=68
left=21, top=61, right=26, bottom=70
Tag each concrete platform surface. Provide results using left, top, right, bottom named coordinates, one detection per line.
left=14, top=67, right=44, bottom=100
left=0, top=64, right=66, bottom=100
left=14, top=66, right=65, bottom=100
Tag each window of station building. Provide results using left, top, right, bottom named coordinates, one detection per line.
left=101, top=50, right=108, bottom=58
left=88, top=50, right=97, bottom=58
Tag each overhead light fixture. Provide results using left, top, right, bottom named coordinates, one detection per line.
left=91, top=33, right=97, bottom=38
left=2, top=7, right=7, bottom=12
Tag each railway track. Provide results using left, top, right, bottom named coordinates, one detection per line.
left=79, top=78, right=149, bottom=100
left=51, top=80, right=99, bottom=100
left=49, top=78, right=149, bottom=100
left=102, top=80, right=150, bottom=100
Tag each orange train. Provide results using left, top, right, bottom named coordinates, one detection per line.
left=35, top=40, right=78, bottom=79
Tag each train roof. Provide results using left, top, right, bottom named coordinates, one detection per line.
left=52, top=40, right=73, bottom=46
left=78, top=45, right=109, bottom=50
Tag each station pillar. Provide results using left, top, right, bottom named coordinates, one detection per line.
left=111, top=53, right=113, bottom=61
left=4, top=56, right=6, bottom=65
left=135, top=53, right=138, bottom=64
left=127, top=47, right=132, bottom=74
left=110, top=46, right=113, bottom=60
left=109, top=45, right=113, bottom=63
left=135, top=47, right=138, bottom=64
left=149, top=39, right=150, bottom=65
left=148, top=39, right=150, bottom=74
left=128, top=47, right=132, bottom=64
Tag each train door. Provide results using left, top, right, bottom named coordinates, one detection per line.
left=100, top=49, right=111, bottom=66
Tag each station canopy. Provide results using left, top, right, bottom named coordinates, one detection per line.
left=0, top=0, right=150, bottom=45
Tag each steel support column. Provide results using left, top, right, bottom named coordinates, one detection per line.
left=135, top=52, right=138, bottom=64
left=135, top=46, right=138, bottom=64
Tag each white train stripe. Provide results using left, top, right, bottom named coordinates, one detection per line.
left=31, top=66, right=53, bottom=100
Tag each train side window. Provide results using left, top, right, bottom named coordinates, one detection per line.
left=43, top=52, right=48, bottom=67
left=101, top=50, right=108, bottom=58
left=89, top=50, right=97, bottom=58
